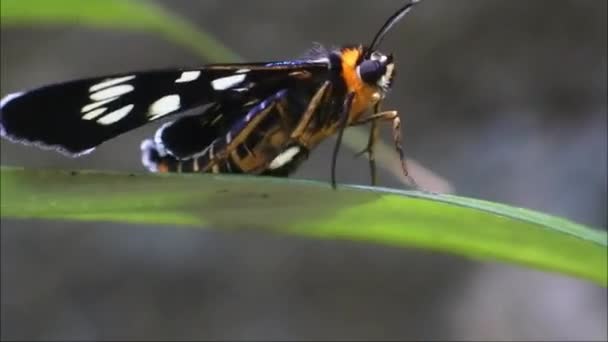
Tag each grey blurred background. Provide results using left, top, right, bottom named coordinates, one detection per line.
left=1, top=0, right=606, bottom=340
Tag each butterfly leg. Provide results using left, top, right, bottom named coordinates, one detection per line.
left=290, top=81, right=331, bottom=141
left=352, top=110, right=417, bottom=188
left=330, top=92, right=356, bottom=189
left=353, top=102, right=382, bottom=186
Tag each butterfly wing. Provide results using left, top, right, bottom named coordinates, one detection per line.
left=0, top=60, right=329, bottom=156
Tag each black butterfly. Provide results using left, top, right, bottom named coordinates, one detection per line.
left=0, top=0, right=422, bottom=188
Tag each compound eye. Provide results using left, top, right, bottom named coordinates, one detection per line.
left=359, top=60, right=386, bottom=84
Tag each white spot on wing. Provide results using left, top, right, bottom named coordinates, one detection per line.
left=0, top=92, right=24, bottom=109
left=148, top=95, right=180, bottom=120
left=82, top=107, right=107, bottom=120
left=90, top=84, right=134, bottom=101
left=175, top=71, right=201, bottom=83
left=81, top=96, right=118, bottom=113
left=236, top=69, right=250, bottom=73
left=89, top=75, right=135, bottom=92
left=96, top=104, right=134, bottom=125
left=211, top=74, right=246, bottom=90
left=269, top=146, right=300, bottom=170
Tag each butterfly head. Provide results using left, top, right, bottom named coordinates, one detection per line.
left=357, top=50, right=395, bottom=93
left=355, top=0, right=422, bottom=94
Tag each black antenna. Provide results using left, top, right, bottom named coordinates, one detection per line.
left=364, top=0, right=423, bottom=59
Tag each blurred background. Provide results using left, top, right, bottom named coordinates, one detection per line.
left=1, top=0, right=606, bottom=340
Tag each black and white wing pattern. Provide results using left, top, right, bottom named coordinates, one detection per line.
left=0, top=60, right=329, bottom=156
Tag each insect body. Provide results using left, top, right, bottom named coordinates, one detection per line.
left=0, top=1, right=422, bottom=188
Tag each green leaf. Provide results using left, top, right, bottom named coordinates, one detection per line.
left=2, top=0, right=606, bottom=287
left=1, top=167, right=606, bottom=286
left=0, top=0, right=240, bottom=63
